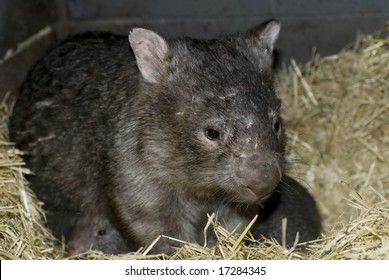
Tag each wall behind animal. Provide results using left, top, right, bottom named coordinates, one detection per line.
left=62, top=0, right=389, bottom=63
left=1, top=0, right=389, bottom=98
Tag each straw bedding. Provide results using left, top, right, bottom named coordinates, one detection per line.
left=0, top=24, right=388, bottom=260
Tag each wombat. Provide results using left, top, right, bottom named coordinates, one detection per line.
left=66, top=207, right=131, bottom=257
left=10, top=19, right=321, bottom=254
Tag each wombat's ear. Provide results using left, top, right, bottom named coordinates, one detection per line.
left=129, top=28, right=168, bottom=83
left=245, top=20, right=280, bottom=69
left=248, top=19, right=280, bottom=53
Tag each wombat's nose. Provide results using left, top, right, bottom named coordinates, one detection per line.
left=65, top=242, right=85, bottom=257
left=235, top=154, right=281, bottom=200
left=65, top=245, right=78, bottom=257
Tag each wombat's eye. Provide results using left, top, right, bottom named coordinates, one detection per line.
left=97, top=229, right=106, bottom=236
left=204, top=128, right=220, bottom=141
left=272, top=119, right=281, bottom=134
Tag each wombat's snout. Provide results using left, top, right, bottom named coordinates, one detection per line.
left=235, top=153, right=281, bottom=202
left=66, top=243, right=84, bottom=257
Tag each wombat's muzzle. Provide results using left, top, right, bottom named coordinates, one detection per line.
left=234, top=153, right=281, bottom=202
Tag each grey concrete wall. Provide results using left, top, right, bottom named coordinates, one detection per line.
left=0, top=0, right=58, bottom=99
left=0, top=0, right=57, bottom=56
left=62, top=0, right=389, bottom=64
left=66, top=0, right=389, bottom=19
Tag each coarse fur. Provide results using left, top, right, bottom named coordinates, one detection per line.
left=10, top=20, right=321, bottom=254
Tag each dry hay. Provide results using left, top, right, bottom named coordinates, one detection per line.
left=0, top=94, right=59, bottom=260
left=0, top=23, right=388, bottom=260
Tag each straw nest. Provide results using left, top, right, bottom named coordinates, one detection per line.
left=1, top=24, right=388, bottom=260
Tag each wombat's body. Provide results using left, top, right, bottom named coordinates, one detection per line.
left=10, top=20, right=321, bottom=254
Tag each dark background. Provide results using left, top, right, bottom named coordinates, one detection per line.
left=1, top=0, right=388, bottom=98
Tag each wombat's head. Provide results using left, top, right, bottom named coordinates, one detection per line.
left=66, top=216, right=128, bottom=256
left=129, top=20, right=285, bottom=204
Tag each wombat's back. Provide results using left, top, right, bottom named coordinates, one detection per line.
left=10, top=32, right=138, bottom=238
